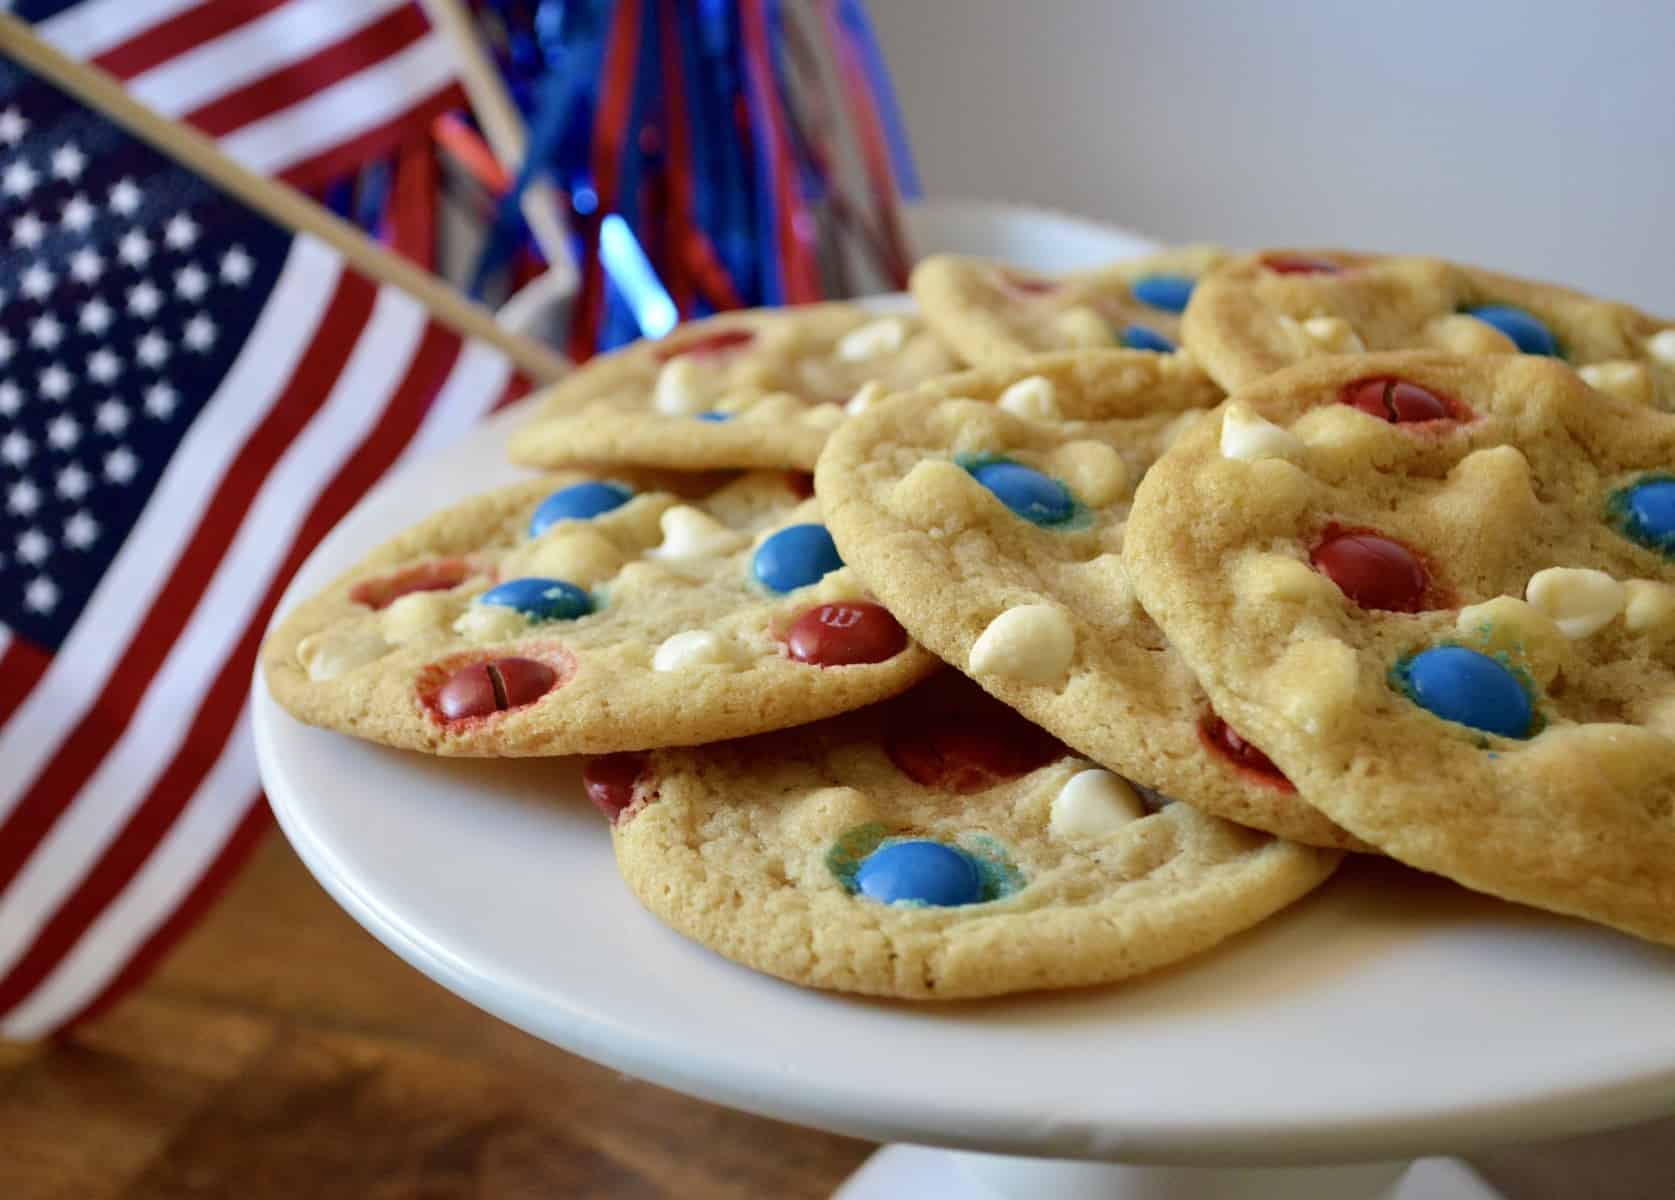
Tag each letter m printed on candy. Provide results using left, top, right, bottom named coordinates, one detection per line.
left=0, top=25, right=547, bottom=1039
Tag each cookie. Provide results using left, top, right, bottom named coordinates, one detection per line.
left=909, top=246, right=1226, bottom=365
left=1181, top=249, right=1675, bottom=407
left=1123, top=351, right=1675, bottom=943
left=600, top=671, right=1340, bottom=999
left=505, top=304, right=957, bottom=472
left=815, top=350, right=1367, bottom=850
left=263, top=471, right=937, bottom=755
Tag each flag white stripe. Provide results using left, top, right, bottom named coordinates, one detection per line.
left=218, top=34, right=454, bottom=176
left=34, top=0, right=201, bottom=62
left=0, top=236, right=340, bottom=825
left=390, top=339, right=513, bottom=471
left=0, top=708, right=259, bottom=1040
left=0, top=625, right=12, bottom=662
left=125, top=0, right=415, bottom=119
left=0, top=276, right=429, bottom=978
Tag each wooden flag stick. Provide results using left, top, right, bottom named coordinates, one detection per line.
left=0, top=14, right=569, bottom=383
left=419, top=0, right=579, bottom=297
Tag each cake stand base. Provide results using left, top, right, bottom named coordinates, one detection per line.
left=835, top=1145, right=1503, bottom=1200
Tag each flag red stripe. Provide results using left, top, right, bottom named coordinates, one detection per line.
left=56, top=796, right=271, bottom=1034
left=0, top=634, right=53, bottom=731
left=93, top=0, right=295, bottom=82
left=388, top=135, right=437, bottom=270
left=277, top=82, right=464, bottom=195
left=0, top=269, right=376, bottom=899
left=0, top=326, right=465, bottom=1020
left=491, top=371, right=535, bottom=413
left=183, top=5, right=431, bottom=140
left=565, top=0, right=640, bottom=361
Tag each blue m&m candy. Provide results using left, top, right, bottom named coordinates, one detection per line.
left=1131, top=274, right=1195, bottom=313
left=477, top=577, right=594, bottom=621
left=1394, top=646, right=1534, bottom=739
left=856, top=840, right=983, bottom=906
left=1612, top=477, right=1675, bottom=554
left=1120, top=324, right=1177, bottom=353
left=696, top=411, right=732, bottom=422
left=529, top=481, right=632, bottom=536
left=966, top=459, right=1077, bottom=526
left=1463, top=305, right=1559, bottom=357
left=752, top=523, right=844, bottom=593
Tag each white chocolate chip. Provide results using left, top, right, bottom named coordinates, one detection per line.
left=1579, top=361, right=1652, bottom=405
left=1238, top=554, right=1339, bottom=605
left=297, top=624, right=390, bottom=681
left=1267, top=638, right=1358, bottom=735
left=652, top=629, right=742, bottom=672
left=1051, top=440, right=1129, bottom=505
left=1623, top=579, right=1675, bottom=633
left=515, top=528, right=624, bottom=587
left=649, top=505, right=748, bottom=560
left=1053, top=305, right=1110, bottom=346
left=1049, top=768, right=1146, bottom=839
left=968, top=604, right=1076, bottom=684
left=1424, top=312, right=1517, bottom=355
left=997, top=375, right=1060, bottom=420
left=652, top=358, right=710, bottom=415
left=1456, top=596, right=1568, bottom=685
left=1220, top=400, right=1304, bottom=462
left=799, top=402, right=846, bottom=429
left=1301, top=315, right=1366, bottom=354
left=1525, top=567, right=1625, bottom=638
left=453, top=604, right=529, bottom=644
left=1646, top=329, right=1675, bottom=366
left=835, top=317, right=906, bottom=361
left=846, top=379, right=888, bottom=415
left=381, top=592, right=454, bottom=643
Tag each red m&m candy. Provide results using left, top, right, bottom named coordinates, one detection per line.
left=1310, top=527, right=1430, bottom=612
left=787, top=602, right=908, bottom=666
left=1261, top=253, right=1341, bottom=276
left=887, top=698, right=1064, bottom=793
left=1199, top=715, right=1294, bottom=791
left=584, top=752, right=649, bottom=823
left=1341, top=377, right=1459, bottom=424
left=351, top=558, right=474, bottom=610
left=435, top=656, right=559, bottom=719
left=653, top=328, right=755, bottom=362
left=1001, top=272, right=1056, bottom=296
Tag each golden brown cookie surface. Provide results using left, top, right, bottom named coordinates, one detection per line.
left=909, top=247, right=1226, bottom=365
left=507, top=304, right=956, bottom=472
left=1125, top=352, right=1675, bottom=943
left=604, top=673, right=1340, bottom=1000
left=1182, top=249, right=1675, bottom=406
left=815, top=350, right=1366, bottom=850
left=263, top=471, right=935, bottom=755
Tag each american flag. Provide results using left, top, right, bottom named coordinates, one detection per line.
left=13, top=0, right=464, bottom=192
left=0, top=42, right=531, bottom=1038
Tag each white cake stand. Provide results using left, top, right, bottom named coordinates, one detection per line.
left=254, top=400, right=1675, bottom=1200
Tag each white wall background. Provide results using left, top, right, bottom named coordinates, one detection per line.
left=872, top=1, right=1675, bottom=312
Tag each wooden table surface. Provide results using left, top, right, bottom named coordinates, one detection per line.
left=0, top=828, right=873, bottom=1200
left=9, top=828, right=1675, bottom=1199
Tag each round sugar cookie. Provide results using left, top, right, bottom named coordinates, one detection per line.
left=263, top=471, right=936, bottom=755
left=908, top=246, right=1226, bottom=366
left=1181, top=249, right=1675, bottom=407
left=1123, top=351, right=1675, bottom=944
left=505, top=304, right=957, bottom=472
left=600, top=671, right=1340, bottom=1000
left=815, top=350, right=1367, bottom=850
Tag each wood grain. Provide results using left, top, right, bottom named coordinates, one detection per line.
left=0, top=831, right=872, bottom=1199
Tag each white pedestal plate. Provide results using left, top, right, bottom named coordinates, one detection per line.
left=253, top=401, right=1675, bottom=1200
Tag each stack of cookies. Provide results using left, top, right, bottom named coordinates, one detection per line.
left=262, top=248, right=1675, bottom=999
